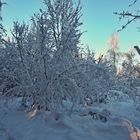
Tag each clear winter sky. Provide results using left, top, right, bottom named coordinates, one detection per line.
left=2, top=0, right=140, bottom=56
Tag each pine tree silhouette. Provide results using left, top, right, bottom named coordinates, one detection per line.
left=134, top=46, right=140, bottom=55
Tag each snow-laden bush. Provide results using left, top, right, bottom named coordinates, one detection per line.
left=0, top=0, right=115, bottom=113
left=104, top=90, right=130, bottom=103
left=0, top=0, right=84, bottom=112
left=113, top=76, right=137, bottom=100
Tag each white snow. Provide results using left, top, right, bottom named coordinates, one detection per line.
left=0, top=98, right=140, bottom=140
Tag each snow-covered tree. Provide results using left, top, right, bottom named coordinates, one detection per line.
left=106, top=32, right=119, bottom=74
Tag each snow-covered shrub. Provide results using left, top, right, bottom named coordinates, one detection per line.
left=0, top=0, right=84, bottom=112
left=113, top=76, right=137, bottom=100
left=104, top=90, right=130, bottom=103
left=0, top=0, right=116, bottom=114
left=0, top=46, right=20, bottom=97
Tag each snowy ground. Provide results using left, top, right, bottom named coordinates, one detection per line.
left=0, top=98, right=140, bottom=140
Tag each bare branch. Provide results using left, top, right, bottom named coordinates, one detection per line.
left=114, top=11, right=140, bottom=31
left=129, top=0, right=138, bottom=7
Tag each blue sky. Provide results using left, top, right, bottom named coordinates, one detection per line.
left=2, top=0, right=140, bottom=56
